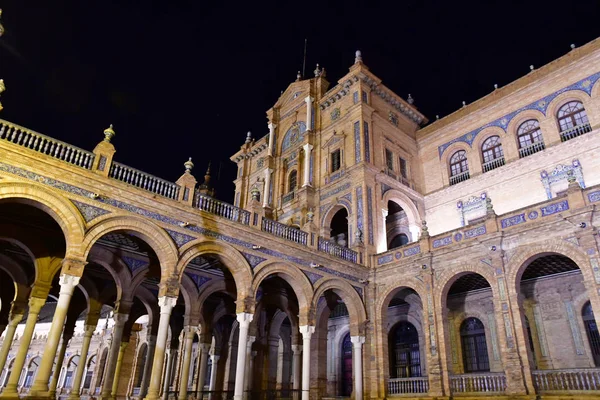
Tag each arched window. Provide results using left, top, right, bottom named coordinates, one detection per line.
left=517, top=119, right=545, bottom=158
left=288, top=170, right=297, bottom=192
left=449, top=150, right=469, bottom=185
left=389, top=234, right=409, bottom=250
left=557, top=101, right=591, bottom=141
left=582, top=302, right=600, bottom=366
left=389, top=321, right=421, bottom=378
left=481, top=136, right=505, bottom=172
left=460, top=317, right=489, bottom=373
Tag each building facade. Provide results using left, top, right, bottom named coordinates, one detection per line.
left=0, top=37, right=600, bottom=400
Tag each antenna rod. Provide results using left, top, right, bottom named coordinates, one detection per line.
left=302, top=38, right=307, bottom=78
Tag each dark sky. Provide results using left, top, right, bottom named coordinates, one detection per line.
left=1, top=1, right=599, bottom=202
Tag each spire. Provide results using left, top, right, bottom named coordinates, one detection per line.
left=314, top=63, right=321, bottom=77
left=103, top=124, right=116, bottom=142
left=296, top=71, right=301, bottom=81
left=197, top=162, right=215, bottom=197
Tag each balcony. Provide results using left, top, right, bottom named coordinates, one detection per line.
left=532, top=368, right=600, bottom=393
left=560, top=122, right=592, bottom=142
left=261, top=217, right=308, bottom=246
left=282, top=190, right=295, bottom=204
left=318, top=237, right=358, bottom=263
left=388, top=377, right=429, bottom=395
left=195, top=193, right=250, bottom=225
left=450, top=372, right=506, bottom=395
left=519, top=141, right=545, bottom=158
left=449, top=170, right=470, bottom=186
left=482, top=156, right=505, bottom=173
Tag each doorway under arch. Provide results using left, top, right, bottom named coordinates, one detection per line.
left=340, top=333, right=353, bottom=396
left=389, top=321, right=421, bottom=378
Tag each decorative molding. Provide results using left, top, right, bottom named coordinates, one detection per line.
left=71, top=200, right=111, bottom=222
left=185, top=272, right=211, bottom=290
left=165, top=229, right=196, bottom=248
left=302, top=270, right=323, bottom=284
left=540, top=200, right=569, bottom=217
left=501, top=213, right=526, bottom=229
left=540, top=160, right=584, bottom=199
left=241, top=252, right=267, bottom=269
left=432, top=236, right=452, bottom=249
left=367, top=186, right=374, bottom=245
left=319, top=182, right=351, bottom=201
left=457, top=193, right=486, bottom=227
left=319, top=76, right=358, bottom=111
left=122, top=256, right=148, bottom=273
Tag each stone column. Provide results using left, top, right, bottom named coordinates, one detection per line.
left=248, top=351, right=257, bottom=391
left=0, top=303, right=25, bottom=376
left=29, top=274, right=81, bottom=396
left=299, top=326, right=315, bottom=400
left=49, top=325, right=76, bottom=397
left=68, top=321, right=98, bottom=400
left=302, top=144, right=313, bottom=187
left=195, top=343, right=210, bottom=393
left=162, top=348, right=177, bottom=400
left=291, top=345, right=302, bottom=391
left=139, top=333, right=157, bottom=398
left=267, top=123, right=276, bottom=156
left=244, top=336, right=256, bottom=392
left=144, top=296, right=177, bottom=400
left=101, top=312, right=130, bottom=399
left=267, top=335, right=279, bottom=389
left=110, top=342, right=129, bottom=398
left=262, top=169, right=273, bottom=208
left=351, top=336, right=365, bottom=400
left=305, top=96, right=314, bottom=130
left=1, top=295, right=46, bottom=397
left=208, top=355, right=220, bottom=391
left=233, top=313, right=253, bottom=400
left=178, top=326, right=196, bottom=400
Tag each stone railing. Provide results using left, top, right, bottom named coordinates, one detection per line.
left=450, top=372, right=506, bottom=394
left=519, top=141, right=545, bottom=158
left=449, top=170, right=470, bottom=186
left=388, top=377, right=429, bottom=395
left=0, top=119, right=95, bottom=169
left=482, top=156, right=505, bottom=173
left=560, top=122, right=592, bottom=142
left=318, top=237, right=358, bottom=263
left=195, top=193, right=250, bottom=225
left=532, top=368, right=600, bottom=392
left=109, top=162, right=180, bottom=200
left=261, top=217, right=308, bottom=246
left=282, top=190, right=295, bottom=204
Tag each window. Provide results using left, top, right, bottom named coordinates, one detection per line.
left=353, top=91, right=359, bottom=104
left=449, top=150, right=469, bottom=185
left=557, top=101, right=591, bottom=141
left=583, top=302, right=600, bottom=367
left=399, top=157, right=408, bottom=179
left=362, top=90, right=368, bottom=104
left=331, top=149, right=341, bottom=172
left=460, top=317, right=490, bottom=373
left=389, top=321, right=421, bottom=378
left=517, top=119, right=545, bottom=157
left=481, top=136, right=505, bottom=172
left=288, top=170, right=297, bottom=192
left=385, top=149, right=394, bottom=170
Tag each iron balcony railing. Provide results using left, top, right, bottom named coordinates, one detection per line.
left=560, top=122, right=592, bottom=142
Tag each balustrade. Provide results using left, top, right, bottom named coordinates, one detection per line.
left=0, top=119, right=94, bottom=169
left=450, top=372, right=506, bottom=394
left=282, top=190, right=295, bottom=204
left=532, top=368, right=600, bottom=392
left=194, top=193, right=250, bottom=225
left=449, top=170, right=470, bottom=186
left=261, top=218, right=307, bottom=246
left=388, top=377, right=429, bottom=395
left=482, top=156, right=505, bottom=173
left=560, top=123, right=592, bottom=142
left=519, top=141, right=545, bottom=158
left=109, top=162, right=180, bottom=199
left=317, top=237, right=358, bottom=263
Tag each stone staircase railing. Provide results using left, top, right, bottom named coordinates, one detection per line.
left=532, top=368, right=600, bottom=392
left=0, top=119, right=95, bottom=169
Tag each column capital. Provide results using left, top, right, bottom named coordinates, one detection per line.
left=113, top=312, right=129, bottom=325
left=58, top=274, right=81, bottom=293
left=291, top=345, right=302, bottom=354
left=28, top=295, right=46, bottom=310
left=61, top=258, right=87, bottom=277
left=9, top=301, right=26, bottom=319
left=158, top=296, right=178, bottom=312
left=302, top=143, right=313, bottom=152
left=199, top=343, right=211, bottom=353
left=268, top=122, right=277, bottom=130
left=299, top=325, right=315, bottom=339
left=351, top=335, right=366, bottom=346
left=236, top=312, right=254, bottom=328
left=119, top=341, right=129, bottom=350
left=158, top=276, right=180, bottom=298
left=247, top=335, right=256, bottom=345
left=183, top=325, right=198, bottom=336
left=304, top=96, right=314, bottom=104
left=264, top=168, right=273, bottom=175
left=210, top=354, right=220, bottom=362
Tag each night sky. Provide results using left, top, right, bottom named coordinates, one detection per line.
left=1, top=1, right=599, bottom=202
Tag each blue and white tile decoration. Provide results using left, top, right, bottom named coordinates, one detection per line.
left=367, top=186, right=374, bottom=245
left=501, top=214, right=526, bottom=229
left=71, top=200, right=111, bottom=222
left=185, top=272, right=212, bottom=290
left=541, top=200, right=569, bottom=217
left=122, top=256, right=148, bottom=273
left=165, top=229, right=196, bottom=248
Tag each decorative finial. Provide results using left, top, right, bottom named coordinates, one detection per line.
left=296, top=71, right=301, bottom=81
left=462, top=101, right=466, bottom=107
left=486, top=197, right=496, bottom=217
left=494, top=84, right=498, bottom=90
left=407, top=94, right=414, bottom=105
left=421, top=220, right=429, bottom=238
left=0, top=9, right=4, bottom=38
left=0, top=79, right=5, bottom=112
left=530, top=65, right=534, bottom=71
left=570, top=43, right=576, bottom=49
left=314, top=63, right=321, bottom=77
left=103, top=124, right=115, bottom=142
left=355, top=50, right=363, bottom=64
left=250, top=185, right=260, bottom=201
left=245, top=131, right=252, bottom=144
left=306, top=208, right=314, bottom=223
left=205, top=161, right=211, bottom=175
left=184, top=157, right=194, bottom=173
left=436, top=115, right=440, bottom=120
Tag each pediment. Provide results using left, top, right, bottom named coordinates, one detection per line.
left=322, top=131, right=346, bottom=148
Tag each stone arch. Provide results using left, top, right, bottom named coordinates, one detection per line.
left=507, top=109, right=547, bottom=138
left=376, top=277, right=428, bottom=317
left=472, top=126, right=506, bottom=152
left=452, top=311, right=497, bottom=373
left=441, top=142, right=474, bottom=185
left=321, top=203, right=350, bottom=235
left=546, top=90, right=591, bottom=118
left=435, top=264, right=499, bottom=309
left=591, top=78, right=600, bottom=98
left=0, top=180, right=86, bottom=257
left=176, top=239, right=253, bottom=305
left=198, top=280, right=236, bottom=329
left=505, top=240, right=593, bottom=295
left=82, top=216, right=179, bottom=275
left=251, top=261, right=313, bottom=325
left=133, top=285, right=158, bottom=330
left=382, top=189, right=422, bottom=224
left=311, top=278, right=367, bottom=335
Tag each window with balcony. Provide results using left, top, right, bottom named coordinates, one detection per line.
left=517, top=119, right=545, bottom=158
left=557, top=101, right=591, bottom=141
left=331, top=149, right=341, bottom=172
left=481, top=136, right=505, bottom=172
left=288, top=170, right=297, bottom=192
left=449, top=150, right=469, bottom=185
left=460, top=317, right=490, bottom=373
